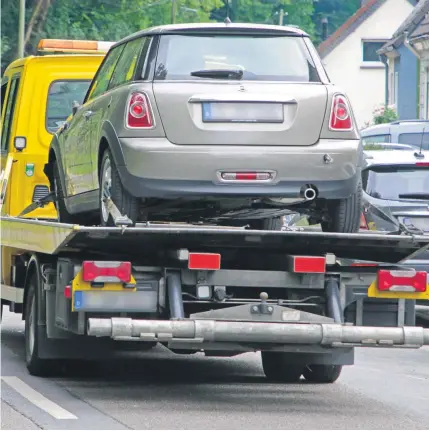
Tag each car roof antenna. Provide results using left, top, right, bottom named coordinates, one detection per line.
left=414, top=126, right=425, bottom=159
left=225, top=1, right=231, bottom=24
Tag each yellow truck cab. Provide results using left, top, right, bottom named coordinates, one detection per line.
left=0, top=39, right=112, bottom=219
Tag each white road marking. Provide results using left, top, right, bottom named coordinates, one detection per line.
left=1, top=376, right=77, bottom=420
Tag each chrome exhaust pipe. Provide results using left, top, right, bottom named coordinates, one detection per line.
left=303, top=186, right=317, bottom=201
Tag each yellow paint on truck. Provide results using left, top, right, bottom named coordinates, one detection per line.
left=0, top=53, right=104, bottom=219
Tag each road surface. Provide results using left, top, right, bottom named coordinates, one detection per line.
left=1, top=308, right=429, bottom=430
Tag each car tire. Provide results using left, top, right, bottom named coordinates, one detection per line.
left=302, top=364, right=342, bottom=384
left=100, top=149, right=139, bottom=226
left=261, top=352, right=303, bottom=383
left=321, top=180, right=362, bottom=233
left=52, top=161, right=77, bottom=224
left=25, top=278, right=60, bottom=377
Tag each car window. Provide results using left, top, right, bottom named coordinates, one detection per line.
left=86, top=44, right=125, bottom=101
left=155, top=34, right=320, bottom=82
left=1, top=79, right=9, bottom=117
left=46, top=80, right=92, bottom=133
left=361, top=134, right=391, bottom=145
left=1, top=75, right=20, bottom=152
left=398, top=132, right=429, bottom=150
left=109, top=38, right=145, bottom=89
left=362, top=166, right=429, bottom=200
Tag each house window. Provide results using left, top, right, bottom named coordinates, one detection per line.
left=362, top=41, right=386, bottom=62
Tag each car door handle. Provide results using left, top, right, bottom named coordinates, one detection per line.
left=83, top=110, right=94, bottom=120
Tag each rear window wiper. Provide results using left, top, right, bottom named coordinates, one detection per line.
left=398, top=193, right=429, bottom=199
left=190, top=69, right=243, bottom=80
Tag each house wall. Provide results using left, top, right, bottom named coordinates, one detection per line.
left=418, top=50, right=429, bottom=119
left=322, top=0, right=414, bottom=128
left=395, top=45, right=418, bottom=120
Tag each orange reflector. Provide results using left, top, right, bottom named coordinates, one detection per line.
left=37, top=39, right=114, bottom=53
left=351, top=263, right=378, bottom=267
left=188, top=253, right=221, bottom=270
left=293, top=256, right=326, bottom=273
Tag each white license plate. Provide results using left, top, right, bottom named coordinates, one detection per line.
left=202, top=102, right=283, bottom=123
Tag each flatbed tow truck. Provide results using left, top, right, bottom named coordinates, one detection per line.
left=1, top=40, right=429, bottom=383
left=2, top=195, right=429, bottom=381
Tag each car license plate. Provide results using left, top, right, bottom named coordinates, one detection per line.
left=202, top=102, right=284, bottom=123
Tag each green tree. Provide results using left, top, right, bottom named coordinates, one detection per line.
left=1, top=0, right=222, bottom=72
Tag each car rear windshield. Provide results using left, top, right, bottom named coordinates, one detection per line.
left=154, top=34, right=320, bottom=82
left=363, top=165, right=429, bottom=200
left=46, top=80, right=91, bottom=133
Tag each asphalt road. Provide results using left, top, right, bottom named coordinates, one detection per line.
left=2, top=308, right=429, bottom=430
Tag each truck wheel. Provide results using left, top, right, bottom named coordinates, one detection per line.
left=321, top=180, right=362, bottom=233
left=52, top=161, right=75, bottom=224
left=302, top=364, right=342, bottom=383
left=25, top=278, right=60, bottom=377
left=261, top=352, right=303, bottom=383
left=100, top=149, right=139, bottom=226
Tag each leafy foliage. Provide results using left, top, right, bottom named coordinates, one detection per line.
left=1, top=0, right=360, bottom=72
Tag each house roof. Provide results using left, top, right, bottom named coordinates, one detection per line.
left=378, top=0, right=429, bottom=53
left=318, top=0, right=417, bottom=58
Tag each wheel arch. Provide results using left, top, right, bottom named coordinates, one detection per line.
left=98, top=121, right=126, bottom=179
left=44, top=137, right=67, bottom=199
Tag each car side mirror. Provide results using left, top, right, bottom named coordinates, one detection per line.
left=72, top=100, right=80, bottom=115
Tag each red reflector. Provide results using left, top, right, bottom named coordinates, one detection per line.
left=82, top=261, right=132, bottom=283
left=64, top=285, right=71, bottom=299
left=220, top=172, right=273, bottom=181
left=360, top=213, right=368, bottom=230
left=293, top=256, right=326, bottom=273
left=377, top=270, right=427, bottom=292
left=188, top=253, right=221, bottom=270
left=415, top=162, right=429, bottom=167
left=351, top=263, right=378, bottom=267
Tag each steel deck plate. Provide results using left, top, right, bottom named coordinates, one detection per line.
left=1, top=217, right=429, bottom=263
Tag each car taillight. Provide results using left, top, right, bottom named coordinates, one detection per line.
left=126, top=92, right=153, bottom=128
left=329, top=94, right=352, bottom=131
left=82, top=261, right=132, bottom=283
left=377, top=269, right=427, bottom=292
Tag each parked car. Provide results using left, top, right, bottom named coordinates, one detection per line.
left=361, top=149, right=429, bottom=233
left=45, top=23, right=362, bottom=231
left=362, top=142, right=415, bottom=151
left=360, top=120, right=429, bottom=150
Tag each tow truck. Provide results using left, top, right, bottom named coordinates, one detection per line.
left=1, top=42, right=429, bottom=383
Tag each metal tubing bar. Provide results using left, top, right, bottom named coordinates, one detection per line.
left=325, top=278, right=343, bottom=323
left=167, top=272, right=185, bottom=319
left=87, top=318, right=429, bottom=347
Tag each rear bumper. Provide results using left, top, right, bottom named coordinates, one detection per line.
left=117, top=137, right=362, bottom=199
left=87, top=317, right=429, bottom=348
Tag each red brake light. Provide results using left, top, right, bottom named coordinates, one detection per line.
left=377, top=270, right=427, bottom=292
left=188, top=253, right=221, bottom=270
left=329, top=94, right=352, bottom=131
left=126, top=92, right=153, bottom=128
left=82, top=261, right=132, bottom=283
left=293, top=256, right=326, bottom=273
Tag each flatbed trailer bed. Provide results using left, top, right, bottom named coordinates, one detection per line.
left=1, top=215, right=429, bottom=382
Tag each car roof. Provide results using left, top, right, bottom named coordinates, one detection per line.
left=116, top=22, right=308, bottom=47
left=361, top=120, right=429, bottom=136
left=363, top=149, right=429, bottom=168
